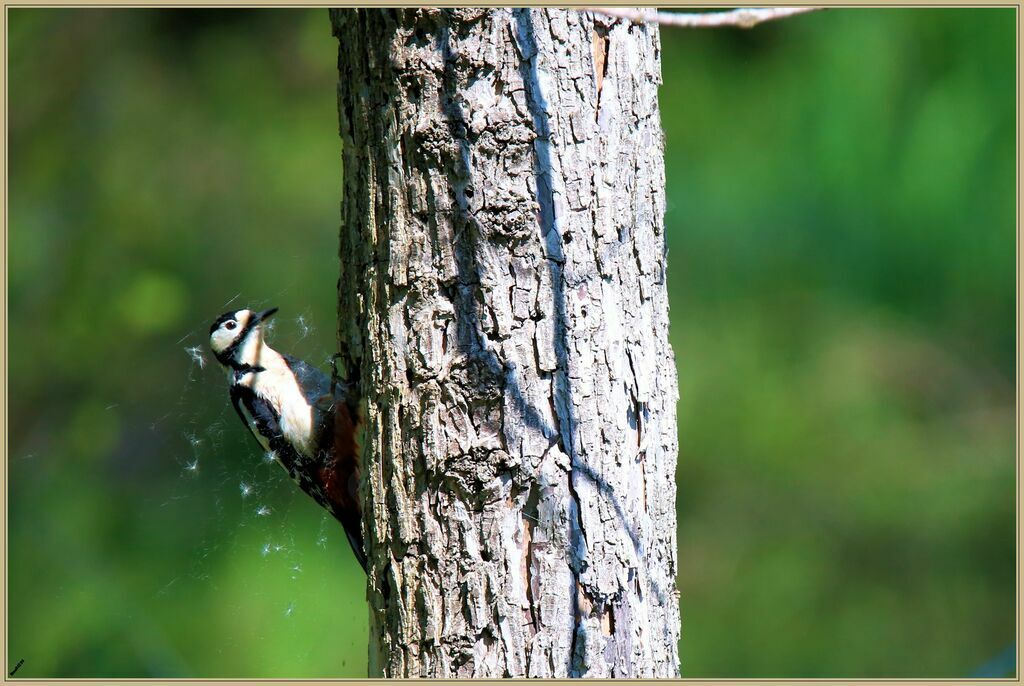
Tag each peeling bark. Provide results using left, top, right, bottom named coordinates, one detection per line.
left=331, top=7, right=679, bottom=678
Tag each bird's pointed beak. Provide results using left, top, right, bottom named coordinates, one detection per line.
left=253, top=307, right=278, bottom=325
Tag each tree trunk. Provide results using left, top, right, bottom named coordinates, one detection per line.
left=331, top=7, right=679, bottom=678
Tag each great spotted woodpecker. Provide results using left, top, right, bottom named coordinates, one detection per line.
left=209, top=307, right=366, bottom=571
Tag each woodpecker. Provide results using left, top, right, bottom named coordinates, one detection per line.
left=209, top=307, right=366, bottom=571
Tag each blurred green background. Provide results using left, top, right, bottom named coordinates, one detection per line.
left=7, top=8, right=1015, bottom=678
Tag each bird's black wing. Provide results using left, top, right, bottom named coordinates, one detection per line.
left=228, top=385, right=250, bottom=432
left=229, top=385, right=267, bottom=454
left=230, top=385, right=297, bottom=468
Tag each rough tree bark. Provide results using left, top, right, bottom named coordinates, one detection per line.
left=331, top=7, right=679, bottom=678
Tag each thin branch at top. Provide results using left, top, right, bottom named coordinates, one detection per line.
left=589, top=7, right=824, bottom=29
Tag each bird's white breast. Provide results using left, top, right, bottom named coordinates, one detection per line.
left=239, top=345, right=316, bottom=457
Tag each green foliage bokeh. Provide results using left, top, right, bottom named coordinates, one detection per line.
left=7, top=8, right=1015, bottom=678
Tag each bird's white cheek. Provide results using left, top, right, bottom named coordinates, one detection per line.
left=211, top=328, right=240, bottom=354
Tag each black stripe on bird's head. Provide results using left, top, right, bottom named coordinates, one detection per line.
left=209, top=307, right=278, bottom=367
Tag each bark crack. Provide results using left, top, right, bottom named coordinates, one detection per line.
left=591, top=26, right=610, bottom=121
left=522, top=483, right=540, bottom=638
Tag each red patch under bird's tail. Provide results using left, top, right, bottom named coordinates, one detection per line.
left=319, top=398, right=366, bottom=571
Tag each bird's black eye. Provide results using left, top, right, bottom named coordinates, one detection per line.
left=225, top=321, right=238, bottom=330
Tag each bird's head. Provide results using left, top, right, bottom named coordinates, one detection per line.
left=209, top=307, right=278, bottom=367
